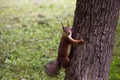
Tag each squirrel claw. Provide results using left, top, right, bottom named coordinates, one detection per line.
left=80, top=39, right=84, bottom=42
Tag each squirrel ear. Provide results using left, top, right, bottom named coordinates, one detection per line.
left=62, top=27, right=65, bottom=30
left=61, top=22, right=64, bottom=27
left=71, top=27, right=73, bottom=30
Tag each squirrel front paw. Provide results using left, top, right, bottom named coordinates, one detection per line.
left=79, top=39, right=84, bottom=42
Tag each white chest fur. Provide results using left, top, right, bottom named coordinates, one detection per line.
left=67, top=44, right=72, bottom=56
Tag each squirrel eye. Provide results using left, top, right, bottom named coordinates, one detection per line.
left=68, top=32, right=70, bottom=35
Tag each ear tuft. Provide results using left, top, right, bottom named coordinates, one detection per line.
left=62, top=27, right=64, bottom=30
left=61, top=22, right=64, bottom=27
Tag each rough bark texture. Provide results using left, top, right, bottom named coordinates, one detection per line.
left=65, top=0, right=120, bottom=80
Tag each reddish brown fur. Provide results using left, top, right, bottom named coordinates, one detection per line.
left=45, top=27, right=84, bottom=76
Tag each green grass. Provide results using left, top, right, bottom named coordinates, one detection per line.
left=0, top=0, right=76, bottom=80
left=0, top=0, right=120, bottom=80
left=110, top=20, right=120, bottom=80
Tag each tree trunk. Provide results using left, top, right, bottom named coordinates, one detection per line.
left=65, top=0, right=120, bottom=80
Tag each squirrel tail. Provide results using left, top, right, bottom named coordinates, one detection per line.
left=45, top=60, right=60, bottom=76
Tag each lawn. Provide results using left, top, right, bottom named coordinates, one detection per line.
left=0, top=0, right=120, bottom=80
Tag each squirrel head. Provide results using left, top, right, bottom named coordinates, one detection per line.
left=62, top=27, right=72, bottom=36
left=61, top=21, right=72, bottom=36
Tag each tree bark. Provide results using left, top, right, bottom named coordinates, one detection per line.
left=65, top=0, right=120, bottom=80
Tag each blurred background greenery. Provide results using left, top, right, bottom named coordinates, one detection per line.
left=0, top=0, right=120, bottom=80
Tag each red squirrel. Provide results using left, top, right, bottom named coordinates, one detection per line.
left=45, top=24, right=84, bottom=76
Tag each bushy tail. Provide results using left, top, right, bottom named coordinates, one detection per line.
left=45, top=60, right=60, bottom=76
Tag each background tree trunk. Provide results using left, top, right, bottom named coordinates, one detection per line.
left=65, top=0, right=120, bottom=80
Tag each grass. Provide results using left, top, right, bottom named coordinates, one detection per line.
left=0, top=0, right=76, bottom=80
left=0, top=0, right=120, bottom=80
left=110, top=21, right=120, bottom=80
